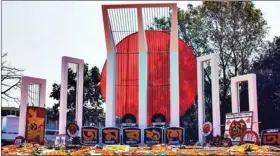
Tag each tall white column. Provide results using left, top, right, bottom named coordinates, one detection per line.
left=197, top=60, right=205, bottom=144
left=18, top=78, right=29, bottom=137
left=169, top=4, right=180, bottom=127
left=210, top=54, right=221, bottom=136
left=76, top=63, right=84, bottom=137
left=59, top=57, right=84, bottom=136
left=137, top=7, right=148, bottom=143
left=248, top=74, right=259, bottom=134
left=59, top=57, right=68, bottom=135
left=102, top=6, right=117, bottom=127
left=39, top=80, right=46, bottom=108
left=197, top=54, right=221, bottom=144
left=231, top=81, right=239, bottom=113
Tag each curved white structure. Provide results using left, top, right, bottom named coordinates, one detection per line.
left=102, top=3, right=179, bottom=128
left=102, top=3, right=179, bottom=144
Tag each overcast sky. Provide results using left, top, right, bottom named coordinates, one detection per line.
left=2, top=1, right=280, bottom=108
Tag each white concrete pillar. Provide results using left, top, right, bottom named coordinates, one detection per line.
left=59, top=56, right=84, bottom=136
left=248, top=75, right=259, bottom=134
left=76, top=63, right=84, bottom=137
left=197, top=54, right=221, bottom=144
left=231, top=74, right=259, bottom=135
left=137, top=7, right=148, bottom=143
left=197, top=59, right=205, bottom=144
left=102, top=6, right=117, bottom=127
left=169, top=4, right=180, bottom=127
left=18, top=76, right=46, bottom=137
left=231, top=80, right=239, bottom=113
left=59, top=57, right=68, bottom=135
left=210, top=54, right=221, bottom=136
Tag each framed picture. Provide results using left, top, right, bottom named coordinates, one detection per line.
left=14, top=136, right=25, bottom=146
left=55, top=135, right=61, bottom=146
left=55, top=134, right=66, bottom=146
left=225, top=111, right=253, bottom=142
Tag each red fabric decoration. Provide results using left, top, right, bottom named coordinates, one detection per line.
left=100, top=31, right=197, bottom=125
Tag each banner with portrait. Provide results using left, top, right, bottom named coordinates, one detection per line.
left=25, top=106, right=46, bottom=145
left=66, top=122, right=79, bottom=138
left=202, top=122, right=213, bottom=137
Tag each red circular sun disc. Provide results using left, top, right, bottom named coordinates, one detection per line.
left=100, top=31, right=197, bottom=125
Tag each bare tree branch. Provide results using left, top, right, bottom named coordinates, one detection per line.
left=1, top=52, right=24, bottom=104
left=2, top=95, right=9, bottom=102
left=4, top=92, right=20, bottom=103
left=1, top=80, right=21, bottom=94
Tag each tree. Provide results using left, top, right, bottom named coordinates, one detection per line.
left=240, top=36, right=280, bottom=130
left=47, top=64, right=105, bottom=127
left=151, top=1, right=268, bottom=140
left=1, top=52, right=24, bottom=104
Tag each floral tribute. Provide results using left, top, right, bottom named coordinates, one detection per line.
left=1, top=143, right=280, bottom=155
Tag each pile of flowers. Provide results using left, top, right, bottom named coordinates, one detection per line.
left=1, top=143, right=280, bottom=155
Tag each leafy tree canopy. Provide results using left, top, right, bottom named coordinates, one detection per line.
left=240, top=36, right=280, bottom=130
left=47, top=64, right=105, bottom=127
left=151, top=1, right=269, bottom=140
